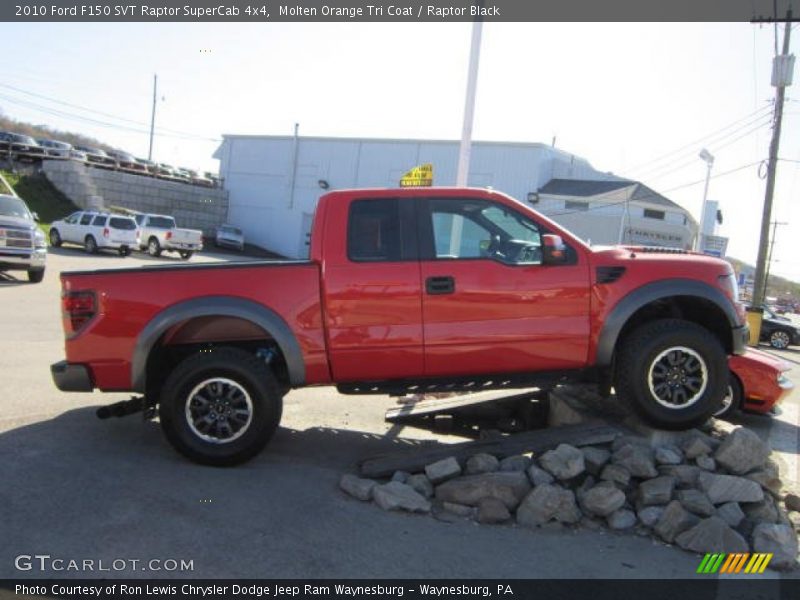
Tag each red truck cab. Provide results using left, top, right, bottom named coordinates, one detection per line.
left=52, top=187, right=747, bottom=465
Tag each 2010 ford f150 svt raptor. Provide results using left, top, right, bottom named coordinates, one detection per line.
left=51, top=187, right=748, bottom=465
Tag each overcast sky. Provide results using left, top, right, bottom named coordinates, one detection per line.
left=2, top=22, right=799, bottom=282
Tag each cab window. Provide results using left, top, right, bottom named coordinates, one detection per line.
left=424, top=198, right=542, bottom=265
left=79, top=213, right=93, bottom=226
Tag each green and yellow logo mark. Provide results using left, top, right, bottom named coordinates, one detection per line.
left=696, top=553, right=773, bottom=574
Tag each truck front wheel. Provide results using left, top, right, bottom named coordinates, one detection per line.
left=159, top=347, right=283, bottom=466
left=614, top=319, right=727, bottom=430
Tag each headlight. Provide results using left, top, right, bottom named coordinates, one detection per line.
left=34, top=229, right=46, bottom=248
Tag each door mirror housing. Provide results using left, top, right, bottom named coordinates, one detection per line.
left=31, top=211, right=40, bottom=222
left=542, top=234, right=567, bottom=265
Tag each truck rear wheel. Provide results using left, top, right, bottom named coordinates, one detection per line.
left=159, top=347, right=283, bottom=466
left=614, top=319, right=727, bottom=430
left=148, top=237, right=162, bottom=257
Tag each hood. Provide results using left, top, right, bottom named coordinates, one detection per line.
left=0, top=215, right=35, bottom=230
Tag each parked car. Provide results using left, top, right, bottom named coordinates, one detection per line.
left=154, top=163, right=179, bottom=180
left=135, top=158, right=157, bottom=175
left=134, top=213, right=203, bottom=259
left=183, top=168, right=214, bottom=187
left=51, top=187, right=748, bottom=466
left=0, top=193, right=47, bottom=282
left=751, top=305, right=800, bottom=349
left=717, top=348, right=793, bottom=417
left=70, top=148, right=88, bottom=163
left=72, top=145, right=117, bottom=169
left=107, top=150, right=148, bottom=175
left=36, top=138, right=72, bottom=159
left=49, top=211, right=137, bottom=256
left=215, top=224, right=244, bottom=252
left=0, top=132, right=47, bottom=162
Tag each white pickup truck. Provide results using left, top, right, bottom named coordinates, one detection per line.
left=134, top=213, right=203, bottom=260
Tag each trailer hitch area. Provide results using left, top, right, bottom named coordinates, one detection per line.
left=96, top=396, right=156, bottom=421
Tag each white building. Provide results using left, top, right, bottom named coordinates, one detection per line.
left=214, top=135, right=698, bottom=258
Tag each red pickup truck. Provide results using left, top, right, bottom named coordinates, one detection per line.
left=51, top=187, right=748, bottom=465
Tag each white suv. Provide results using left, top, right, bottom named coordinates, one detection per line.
left=49, top=211, right=138, bottom=256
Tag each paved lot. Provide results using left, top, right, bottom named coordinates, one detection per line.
left=1, top=248, right=798, bottom=581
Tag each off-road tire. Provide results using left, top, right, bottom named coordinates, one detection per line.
left=159, top=347, right=283, bottom=466
left=49, top=229, right=62, bottom=247
left=85, top=235, right=97, bottom=254
left=615, top=319, right=727, bottom=430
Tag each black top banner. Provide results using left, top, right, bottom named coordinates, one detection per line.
left=3, top=0, right=799, bottom=23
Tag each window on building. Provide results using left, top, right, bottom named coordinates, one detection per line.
left=565, top=200, right=589, bottom=212
left=347, top=199, right=409, bottom=262
left=644, top=209, right=665, bottom=220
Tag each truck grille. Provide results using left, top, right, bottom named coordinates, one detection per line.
left=0, top=228, right=33, bottom=249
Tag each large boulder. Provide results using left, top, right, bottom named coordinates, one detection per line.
left=677, top=489, right=715, bottom=517
left=655, top=500, right=700, bottom=543
left=539, top=444, right=586, bottom=481
left=435, top=471, right=531, bottom=509
left=517, top=484, right=581, bottom=526
left=697, top=472, right=764, bottom=505
left=477, top=497, right=511, bottom=524
left=406, top=473, right=434, bottom=499
left=716, top=502, right=745, bottom=528
left=373, top=482, right=431, bottom=513
left=655, top=446, right=683, bottom=466
left=465, top=453, right=500, bottom=475
left=612, top=444, right=658, bottom=479
left=674, top=516, right=749, bottom=553
left=608, top=509, right=637, bottom=530
left=339, top=474, right=377, bottom=501
left=638, top=476, right=676, bottom=506
left=714, top=427, right=770, bottom=475
left=638, top=506, right=666, bottom=528
left=581, top=484, right=626, bottom=517
left=581, top=446, right=611, bottom=475
left=751, top=523, right=799, bottom=571
left=499, top=455, right=532, bottom=473
left=425, top=457, right=462, bottom=484
left=600, top=464, right=631, bottom=487
left=526, top=463, right=555, bottom=487
left=658, top=465, right=701, bottom=487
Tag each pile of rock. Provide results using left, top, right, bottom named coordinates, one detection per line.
left=340, top=426, right=799, bottom=571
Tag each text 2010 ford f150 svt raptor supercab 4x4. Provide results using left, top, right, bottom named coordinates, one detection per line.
left=51, top=187, right=748, bottom=465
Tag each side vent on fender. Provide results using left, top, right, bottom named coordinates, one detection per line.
left=596, top=266, right=626, bottom=284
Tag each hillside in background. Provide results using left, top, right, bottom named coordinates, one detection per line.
left=1, top=170, right=78, bottom=227
left=727, top=256, right=800, bottom=299
left=0, top=112, right=117, bottom=153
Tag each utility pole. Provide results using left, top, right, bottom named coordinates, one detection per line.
left=148, top=74, right=157, bottom=161
left=456, top=20, right=483, bottom=187
left=764, top=220, right=788, bottom=293
left=750, top=10, right=793, bottom=341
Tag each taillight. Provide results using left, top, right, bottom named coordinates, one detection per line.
left=103, top=227, right=110, bottom=238
left=62, top=290, right=96, bottom=334
left=166, top=231, right=173, bottom=240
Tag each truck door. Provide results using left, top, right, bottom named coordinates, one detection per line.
left=418, top=196, right=591, bottom=377
left=322, top=197, right=424, bottom=382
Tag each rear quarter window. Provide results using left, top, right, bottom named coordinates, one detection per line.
left=110, top=217, right=136, bottom=230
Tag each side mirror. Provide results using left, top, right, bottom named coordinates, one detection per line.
left=542, top=234, right=567, bottom=265
left=32, top=212, right=40, bottom=222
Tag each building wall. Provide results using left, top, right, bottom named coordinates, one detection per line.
left=42, top=160, right=228, bottom=236
left=217, top=136, right=619, bottom=258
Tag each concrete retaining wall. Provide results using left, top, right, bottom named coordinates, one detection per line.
left=42, top=160, right=228, bottom=236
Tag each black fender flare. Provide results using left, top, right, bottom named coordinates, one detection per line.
left=595, top=278, right=740, bottom=367
left=131, top=296, right=305, bottom=392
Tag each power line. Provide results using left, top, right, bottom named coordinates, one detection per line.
left=623, top=104, right=773, bottom=176
left=628, top=111, right=773, bottom=181
left=0, top=82, right=221, bottom=142
left=639, top=116, right=773, bottom=184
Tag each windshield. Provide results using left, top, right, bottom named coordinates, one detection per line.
left=13, top=134, right=37, bottom=145
left=0, top=195, right=32, bottom=220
